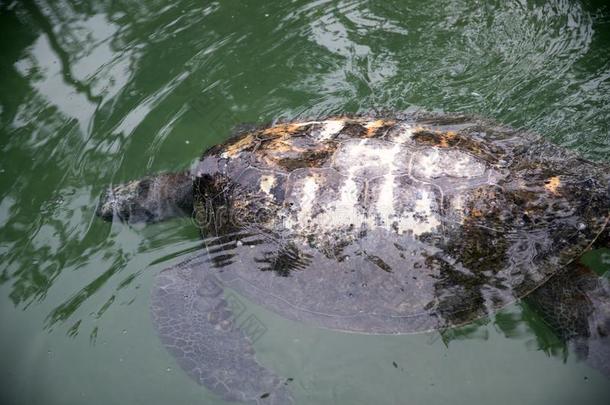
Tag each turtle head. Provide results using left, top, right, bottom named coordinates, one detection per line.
left=97, top=172, right=194, bottom=223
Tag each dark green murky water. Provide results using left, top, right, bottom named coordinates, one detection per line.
left=1, top=0, right=610, bottom=404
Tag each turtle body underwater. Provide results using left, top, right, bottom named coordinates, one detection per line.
left=97, top=113, right=610, bottom=404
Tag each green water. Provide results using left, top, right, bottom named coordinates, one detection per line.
left=1, top=0, right=609, bottom=404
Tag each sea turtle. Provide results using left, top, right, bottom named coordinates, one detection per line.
left=97, top=113, right=610, bottom=404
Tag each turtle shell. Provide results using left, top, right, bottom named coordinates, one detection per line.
left=190, top=113, right=609, bottom=333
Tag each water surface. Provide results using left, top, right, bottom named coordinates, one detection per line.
left=1, top=1, right=609, bottom=404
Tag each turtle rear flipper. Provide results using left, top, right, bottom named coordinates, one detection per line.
left=151, top=254, right=294, bottom=404
left=525, top=262, right=610, bottom=377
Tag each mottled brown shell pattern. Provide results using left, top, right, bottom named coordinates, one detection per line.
left=191, top=114, right=609, bottom=333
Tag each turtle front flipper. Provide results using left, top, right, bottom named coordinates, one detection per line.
left=151, top=254, right=294, bottom=404
left=525, top=261, right=610, bottom=378
left=97, top=172, right=193, bottom=223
